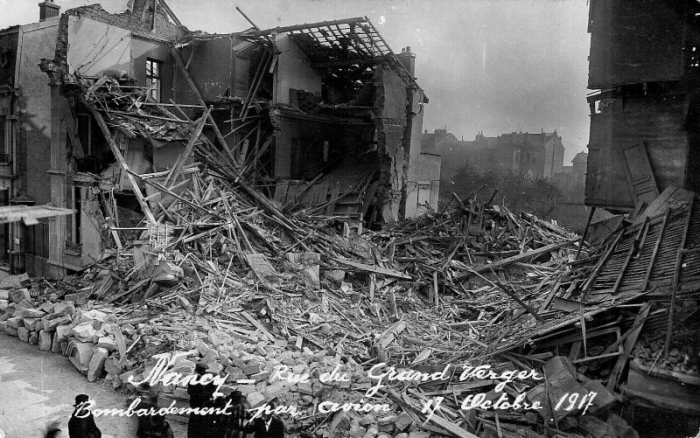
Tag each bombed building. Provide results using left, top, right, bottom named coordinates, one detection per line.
left=585, top=0, right=700, bottom=210
left=3, top=0, right=439, bottom=276
left=0, top=2, right=699, bottom=438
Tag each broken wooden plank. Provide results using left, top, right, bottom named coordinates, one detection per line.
left=245, top=252, right=280, bottom=284
left=333, top=257, right=412, bottom=280
left=470, top=268, right=544, bottom=323
left=606, top=302, right=650, bottom=391
left=163, top=107, right=210, bottom=187
left=455, top=238, right=578, bottom=280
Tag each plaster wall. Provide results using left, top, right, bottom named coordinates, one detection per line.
left=17, top=21, right=58, bottom=205
left=273, top=34, right=321, bottom=105
left=132, top=37, right=173, bottom=102
left=67, top=16, right=132, bottom=76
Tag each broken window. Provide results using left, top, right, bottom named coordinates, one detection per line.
left=146, top=58, right=162, bottom=102
left=0, top=116, right=9, bottom=163
left=66, top=186, right=82, bottom=254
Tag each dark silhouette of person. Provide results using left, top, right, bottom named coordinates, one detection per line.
left=205, top=395, right=229, bottom=437
left=135, top=383, right=161, bottom=438
left=222, top=391, right=248, bottom=438
left=68, top=394, right=102, bottom=438
left=243, top=402, right=285, bottom=438
left=139, top=414, right=174, bottom=438
left=187, top=362, right=217, bottom=438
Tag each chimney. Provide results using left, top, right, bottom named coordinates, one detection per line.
left=39, top=0, right=60, bottom=22
left=396, top=46, right=416, bottom=76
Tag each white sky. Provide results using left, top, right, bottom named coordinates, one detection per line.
left=0, top=0, right=591, bottom=163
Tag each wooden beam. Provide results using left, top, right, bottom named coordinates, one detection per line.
left=248, top=17, right=365, bottom=37
left=163, top=106, right=210, bottom=187
left=642, top=210, right=670, bottom=290
left=665, top=198, right=694, bottom=357
left=607, top=303, right=650, bottom=391
left=333, top=257, right=411, bottom=280
left=78, top=95, right=156, bottom=223
left=455, top=238, right=578, bottom=280
left=612, top=218, right=648, bottom=294
left=581, top=231, right=624, bottom=293
left=477, top=269, right=544, bottom=323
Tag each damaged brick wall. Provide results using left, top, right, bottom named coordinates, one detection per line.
left=373, top=65, right=409, bottom=223
left=64, top=0, right=184, bottom=42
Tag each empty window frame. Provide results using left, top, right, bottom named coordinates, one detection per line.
left=146, top=58, right=162, bottom=102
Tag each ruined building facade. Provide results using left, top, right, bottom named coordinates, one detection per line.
left=1, top=0, right=435, bottom=276
left=585, top=0, right=700, bottom=211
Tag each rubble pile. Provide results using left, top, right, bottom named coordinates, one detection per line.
left=1, top=75, right=698, bottom=437
left=0, top=186, right=647, bottom=438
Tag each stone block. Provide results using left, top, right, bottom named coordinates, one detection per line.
left=394, top=412, right=414, bottom=432
left=246, top=391, right=265, bottom=408
left=243, top=363, right=262, bottom=376
left=17, top=326, right=30, bottom=342
left=7, top=316, right=24, bottom=329
left=39, top=302, right=55, bottom=314
left=9, top=288, right=30, bottom=304
left=173, top=386, right=189, bottom=400
left=28, top=331, right=39, bottom=345
left=39, top=330, right=53, bottom=351
left=407, top=431, right=430, bottom=438
left=51, top=332, right=62, bottom=353
left=43, top=315, right=72, bottom=332
left=0, top=290, right=8, bottom=300
left=53, top=302, right=75, bottom=316
left=23, top=318, right=40, bottom=331
left=263, top=381, right=290, bottom=400
left=71, top=323, right=98, bottom=343
left=363, top=426, right=378, bottom=438
left=296, top=382, right=316, bottom=395
left=5, top=326, right=17, bottom=337
left=237, top=384, right=256, bottom=396
left=0, top=299, right=8, bottom=311
left=55, top=324, right=72, bottom=342
left=377, top=415, right=397, bottom=426
left=0, top=321, right=6, bottom=333
left=21, top=308, right=45, bottom=319
left=87, top=347, right=109, bottom=382
left=64, top=292, right=87, bottom=305
left=96, top=336, right=116, bottom=352
left=251, top=370, right=271, bottom=382
left=377, top=423, right=394, bottom=434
